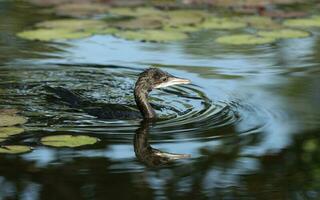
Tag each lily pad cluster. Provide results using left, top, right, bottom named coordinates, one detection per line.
left=216, top=29, right=310, bottom=45
left=17, top=19, right=109, bottom=41
left=16, top=5, right=317, bottom=44
left=0, top=109, right=100, bottom=154
left=13, top=4, right=242, bottom=42
left=0, top=108, right=99, bottom=154
left=0, top=109, right=31, bottom=154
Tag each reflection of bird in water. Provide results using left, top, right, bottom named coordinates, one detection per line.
left=134, top=119, right=191, bottom=167
left=45, top=68, right=190, bottom=119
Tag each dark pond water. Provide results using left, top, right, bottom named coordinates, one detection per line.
left=1, top=1, right=320, bottom=199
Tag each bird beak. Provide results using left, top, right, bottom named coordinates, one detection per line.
left=155, top=76, right=191, bottom=88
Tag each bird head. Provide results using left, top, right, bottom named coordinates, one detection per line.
left=136, top=68, right=191, bottom=91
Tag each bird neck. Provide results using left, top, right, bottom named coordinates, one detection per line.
left=134, top=83, right=156, bottom=119
left=134, top=119, right=153, bottom=159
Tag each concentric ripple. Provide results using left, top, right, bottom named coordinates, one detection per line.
left=0, top=64, right=272, bottom=144
left=154, top=85, right=238, bottom=133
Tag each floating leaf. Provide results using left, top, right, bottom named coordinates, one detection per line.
left=36, top=19, right=107, bottom=31
left=0, top=127, right=24, bottom=138
left=166, top=10, right=205, bottom=27
left=216, top=34, right=276, bottom=45
left=108, top=7, right=163, bottom=17
left=54, top=3, right=110, bottom=18
left=0, top=115, right=27, bottom=127
left=115, top=30, right=188, bottom=42
left=199, top=17, right=247, bottom=30
left=0, top=145, right=32, bottom=154
left=164, top=25, right=201, bottom=33
left=284, top=16, right=320, bottom=28
left=262, top=11, right=307, bottom=19
left=237, top=16, right=281, bottom=29
left=41, top=135, right=99, bottom=147
left=83, top=27, right=120, bottom=35
left=17, top=29, right=91, bottom=41
left=110, top=17, right=163, bottom=30
left=257, top=29, right=310, bottom=39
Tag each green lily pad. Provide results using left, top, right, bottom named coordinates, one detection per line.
left=83, top=27, right=120, bottom=35
left=0, top=145, right=32, bottom=154
left=238, top=16, right=281, bottom=29
left=0, top=127, right=24, bottom=138
left=167, top=10, right=210, bottom=18
left=17, top=29, right=91, bottom=41
left=164, top=25, right=201, bottom=33
left=115, top=30, right=188, bottom=42
left=110, top=17, right=163, bottom=30
left=216, top=34, right=276, bottom=45
left=36, top=19, right=107, bottom=31
left=54, top=3, right=110, bottom=18
left=108, top=7, right=163, bottom=17
left=166, top=10, right=205, bottom=27
left=257, top=29, right=310, bottom=39
left=0, top=115, right=27, bottom=127
left=284, top=16, right=320, bottom=28
left=199, top=17, right=247, bottom=30
left=41, top=135, right=99, bottom=147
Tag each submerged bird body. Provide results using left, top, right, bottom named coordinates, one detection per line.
left=46, top=68, right=190, bottom=120
left=45, top=86, right=142, bottom=119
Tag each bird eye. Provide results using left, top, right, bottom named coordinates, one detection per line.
left=162, top=77, right=168, bottom=82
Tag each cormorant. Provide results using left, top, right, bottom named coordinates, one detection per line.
left=46, top=68, right=191, bottom=120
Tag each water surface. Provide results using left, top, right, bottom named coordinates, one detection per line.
left=0, top=1, right=320, bottom=199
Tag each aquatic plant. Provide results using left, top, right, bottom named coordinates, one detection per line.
left=0, top=127, right=24, bottom=140
left=284, top=16, right=320, bottom=28
left=15, top=5, right=317, bottom=44
left=216, top=34, right=276, bottom=45
left=17, top=29, right=91, bottom=41
left=0, top=145, right=32, bottom=154
left=257, top=29, right=310, bottom=39
left=199, top=17, right=247, bottom=30
left=110, top=17, right=164, bottom=30
left=115, top=30, right=188, bottom=42
left=36, top=19, right=107, bottom=30
left=41, top=135, right=99, bottom=147
left=0, top=114, right=27, bottom=127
